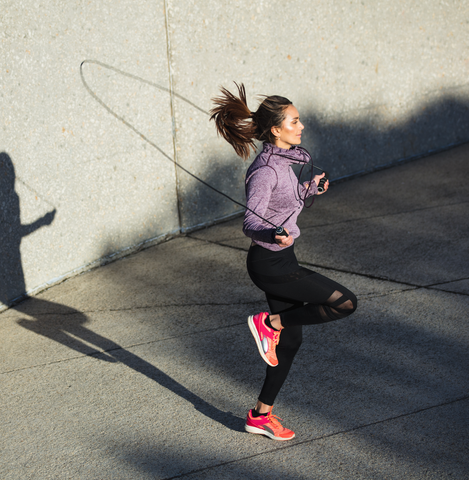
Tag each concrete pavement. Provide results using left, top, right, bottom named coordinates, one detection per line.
left=1, top=143, right=468, bottom=479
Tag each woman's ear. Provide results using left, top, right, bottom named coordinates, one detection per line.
left=271, top=125, right=280, bottom=137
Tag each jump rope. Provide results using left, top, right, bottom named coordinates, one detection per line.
left=80, top=60, right=329, bottom=237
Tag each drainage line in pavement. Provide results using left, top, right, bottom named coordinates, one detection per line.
left=300, top=200, right=469, bottom=231
left=0, top=320, right=253, bottom=376
left=189, top=232, right=469, bottom=294
left=13, top=300, right=266, bottom=317
left=191, top=236, right=468, bottom=295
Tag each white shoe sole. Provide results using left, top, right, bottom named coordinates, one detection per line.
left=245, top=424, right=295, bottom=441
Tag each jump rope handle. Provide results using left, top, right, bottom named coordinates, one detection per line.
left=275, top=226, right=289, bottom=237
left=317, top=171, right=330, bottom=193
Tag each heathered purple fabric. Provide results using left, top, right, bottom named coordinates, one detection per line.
left=243, top=143, right=317, bottom=251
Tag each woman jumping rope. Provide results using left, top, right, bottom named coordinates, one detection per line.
left=210, top=84, right=357, bottom=441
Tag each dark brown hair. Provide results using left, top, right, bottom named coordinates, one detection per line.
left=210, top=83, right=292, bottom=160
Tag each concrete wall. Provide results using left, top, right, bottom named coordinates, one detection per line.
left=1, top=0, right=468, bottom=308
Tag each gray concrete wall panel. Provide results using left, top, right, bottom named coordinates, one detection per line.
left=1, top=1, right=178, bottom=307
left=1, top=0, right=468, bottom=308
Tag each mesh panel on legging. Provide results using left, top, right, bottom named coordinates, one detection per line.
left=314, top=289, right=357, bottom=322
left=269, top=273, right=357, bottom=327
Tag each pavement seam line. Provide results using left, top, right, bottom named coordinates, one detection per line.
left=425, top=277, right=469, bottom=287
left=163, top=394, right=469, bottom=480
left=297, top=261, right=468, bottom=291
left=357, top=288, right=419, bottom=300
left=300, top=199, right=469, bottom=230
left=187, top=199, right=469, bottom=242
left=187, top=235, right=469, bottom=295
left=0, top=320, right=254, bottom=376
left=426, top=287, right=469, bottom=297
left=3, top=300, right=266, bottom=318
left=357, top=282, right=469, bottom=300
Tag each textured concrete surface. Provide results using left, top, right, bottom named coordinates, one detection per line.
left=1, top=0, right=178, bottom=307
left=1, top=0, right=469, bottom=309
left=1, top=144, right=468, bottom=479
left=167, top=0, right=469, bottom=226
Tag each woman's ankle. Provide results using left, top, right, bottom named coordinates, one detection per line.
left=269, top=314, right=283, bottom=331
left=255, top=401, right=272, bottom=415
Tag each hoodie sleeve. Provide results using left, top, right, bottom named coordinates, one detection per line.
left=298, top=180, right=318, bottom=199
left=242, top=166, right=278, bottom=243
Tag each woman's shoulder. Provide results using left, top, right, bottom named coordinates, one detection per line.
left=246, top=151, right=279, bottom=185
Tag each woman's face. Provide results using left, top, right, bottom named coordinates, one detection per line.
left=272, top=105, right=304, bottom=149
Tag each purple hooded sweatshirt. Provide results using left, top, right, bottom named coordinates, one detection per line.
left=243, top=143, right=317, bottom=251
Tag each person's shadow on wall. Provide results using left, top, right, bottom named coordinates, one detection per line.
left=1, top=151, right=240, bottom=430
left=0, top=152, right=56, bottom=306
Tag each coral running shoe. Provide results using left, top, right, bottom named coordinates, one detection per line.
left=248, top=312, right=280, bottom=367
left=245, top=409, right=295, bottom=441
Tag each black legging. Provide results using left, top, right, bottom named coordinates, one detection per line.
left=247, top=243, right=357, bottom=406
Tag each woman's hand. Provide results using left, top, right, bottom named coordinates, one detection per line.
left=274, top=228, right=293, bottom=248
left=313, top=172, right=329, bottom=194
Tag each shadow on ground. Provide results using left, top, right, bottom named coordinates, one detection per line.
left=14, top=296, right=243, bottom=432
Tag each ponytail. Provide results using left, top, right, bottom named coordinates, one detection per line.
left=210, top=83, right=292, bottom=160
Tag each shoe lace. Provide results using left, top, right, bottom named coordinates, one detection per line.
left=267, top=412, right=284, bottom=429
left=272, top=330, right=280, bottom=346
